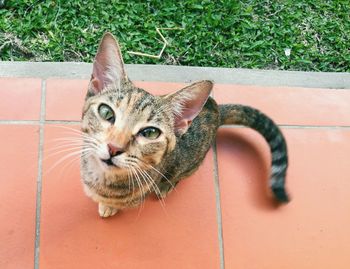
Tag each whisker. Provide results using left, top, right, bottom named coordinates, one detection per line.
left=134, top=166, right=147, bottom=210
left=57, top=152, right=89, bottom=178
left=51, top=136, right=98, bottom=145
left=127, top=165, right=136, bottom=198
left=47, top=125, right=98, bottom=144
left=141, top=161, right=177, bottom=193
left=135, top=165, right=167, bottom=212
left=44, top=148, right=93, bottom=176
left=44, top=139, right=98, bottom=157
left=43, top=145, right=91, bottom=161
left=44, top=143, right=84, bottom=154
left=126, top=166, right=132, bottom=193
left=50, top=125, right=83, bottom=134
left=129, top=166, right=145, bottom=218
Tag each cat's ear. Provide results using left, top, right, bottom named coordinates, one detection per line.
left=166, top=80, right=213, bottom=135
left=89, top=32, right=127, bottom=95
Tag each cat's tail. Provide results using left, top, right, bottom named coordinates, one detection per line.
left=219, top=104, right=289, bottom=203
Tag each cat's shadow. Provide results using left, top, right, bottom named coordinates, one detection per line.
left=217, top=130, right=284, bottom=210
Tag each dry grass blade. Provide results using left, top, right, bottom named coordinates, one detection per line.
left=127, top=27, right=184, bottom=59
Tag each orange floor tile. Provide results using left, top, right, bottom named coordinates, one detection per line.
left=0, top=78, right=41, bottom=120
left=217, top=128, right=350, bottom=269
left=1, top=77, right=350, bottom=269
left=213, top=84, right=350, bottom=126
left=0, top=126, right=39, bottom=269
left=45, top=79, right=88, bottom=121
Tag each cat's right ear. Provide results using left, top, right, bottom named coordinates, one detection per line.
left=89, top=32, right=127, bottom=95
left=165, top=80, right=213, bottom=135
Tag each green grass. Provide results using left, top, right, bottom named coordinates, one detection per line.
left=0, top=0, right=349, bottom=71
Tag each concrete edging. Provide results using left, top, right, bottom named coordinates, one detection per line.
left=0, top=61, right=349, bottom=89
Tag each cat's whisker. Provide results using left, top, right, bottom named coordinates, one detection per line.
left=46, top=137, right=98, bottom=151
left=57, top=151, right=90, bottom=178
left=134, top=165, right=167, bottom=212
left=141, top=161, right=177, bottom=193
left=51, top=138, right=98, bottom=148
left=44, top=148, right=93, bottom=176
left=48, top=125, right=98, bottom=144
left=134, top=165, right=152, bottom=194
left=45, top=139, right=83, bottom=149
left=44, top=142, right=85, bottom=154
left=43, top=145, right=93, bottom=161
left=47, top=127, right=91, bottom=143
left=133, top=164, right=159, bottom=196
left=48, top=139, right=83, bottom=145
left=50, top=125, right=83, bottom=134
left=52, top=136, right=98, bottom=145
left=129, top=162, right=168, bottom=214
left=127, top=165, right=136, bottom=199
left=124, top=157, right=171, bottom=206
left=126, top=166, right=132, bottom=193
left=43, top=146, right=97, bottom=163
left=50, top=138, right=83, bottom=144
left=142, top=169, right=164, bottom=201
left=129, top=166, right=145, bottom=217
left=132, top=166, right=147, bottom=213
left=142, top=173, right=167, bottom=212
left=43, top=146, right=86, bottom=163
left=126, top=165, right=137, bottom=211
left=46, top=147, right=93, bottom=168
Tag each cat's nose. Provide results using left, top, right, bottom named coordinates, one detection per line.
left=107, top=143, right=124, bottom=157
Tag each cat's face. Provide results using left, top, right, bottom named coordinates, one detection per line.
left=82, top=84, right=176, bottom=173
left=81, top=33, right=212, bottom=174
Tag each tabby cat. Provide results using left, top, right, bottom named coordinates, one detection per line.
left=81, top=33, right=289, bottom=218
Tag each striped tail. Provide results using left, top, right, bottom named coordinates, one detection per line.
left=219, top=104, right=289, bottom=203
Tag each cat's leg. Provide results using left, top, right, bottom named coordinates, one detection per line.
left=158, top=168, right=198, bottom=198
left=98, top=202, right=118, bottom=218
left=158, top=180, right=180, bottom=199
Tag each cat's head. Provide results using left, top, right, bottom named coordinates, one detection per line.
left=81, top=33, right=213, bottom=173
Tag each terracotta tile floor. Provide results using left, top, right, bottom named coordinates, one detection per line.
left=1, top=77, right=350, bottom=269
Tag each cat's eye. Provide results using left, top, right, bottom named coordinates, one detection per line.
left=138, top=127, right=161, bottom=139
left=98, top=104, right=115, bottom=123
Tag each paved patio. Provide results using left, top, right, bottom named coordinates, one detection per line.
left=1, top=64, right=350, bottom=269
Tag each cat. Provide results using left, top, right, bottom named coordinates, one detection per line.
left=81, top=33, right=289, bottom=218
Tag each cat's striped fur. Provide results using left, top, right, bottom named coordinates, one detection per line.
left=81, top=33, right=289, bottom=217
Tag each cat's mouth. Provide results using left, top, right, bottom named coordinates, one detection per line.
left=101, top=158, right=114, bottom=166
left=100, top=158, right=122, bottom=169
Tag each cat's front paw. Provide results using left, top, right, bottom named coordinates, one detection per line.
left=98, top=203, right=118, bottom=218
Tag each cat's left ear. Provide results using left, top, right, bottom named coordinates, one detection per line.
left=166, top=80, right=213, bottom=135
left=89, top=32, right=128, bottom=95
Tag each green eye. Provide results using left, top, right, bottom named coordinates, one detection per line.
left=98, top=104, right=115, bottom=123
left=139, top=127, right=161, bottom=139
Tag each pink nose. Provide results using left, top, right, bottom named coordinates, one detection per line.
left=107, top=143, right=124, bottom=157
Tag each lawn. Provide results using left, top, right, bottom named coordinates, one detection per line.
left=0, top=0, right=349, bottom=72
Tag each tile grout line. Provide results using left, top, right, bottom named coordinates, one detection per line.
left=0, top=120, right=40, bottom=125
left=45, top=120, right=81, bottom=125
left=34, top=79, right=46, bottom=269
left=0, top=120, right=80, bottom=125
left=212, top=142, right=225, bottom=269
